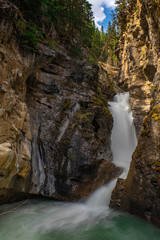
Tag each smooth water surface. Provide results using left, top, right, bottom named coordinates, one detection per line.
left=0, top=199, right=160, bottom=240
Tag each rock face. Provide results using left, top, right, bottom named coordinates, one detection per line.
left=0, top=0, right=121, bottom=203
left=110, top=0, right=160, bottom=227
left=117, top=0, right=159, bottom=135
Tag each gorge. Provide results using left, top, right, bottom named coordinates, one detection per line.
left=0, top=92, right=160, bottom=239
left=0, top=0, right=160, bottom=238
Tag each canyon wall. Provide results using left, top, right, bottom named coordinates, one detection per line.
left=111, top=0, right=160, bottom=227
left=1, top=0, right=160, bottom=228
left=0, top=0, right=121, bottom=203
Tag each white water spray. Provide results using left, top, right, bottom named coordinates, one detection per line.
left=86, top=92, right=137, bottom=207
left=0, top=93, right=138, bottom=235
left=32, top=92, right=137, bottom=231
left=109, top=92, right=137, bottom=176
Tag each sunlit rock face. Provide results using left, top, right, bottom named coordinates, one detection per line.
left=0, top=0, right=121, bottom=202
left=117, top=0, right=159, bottom=135
left=110, top=0, right=160, bottom=227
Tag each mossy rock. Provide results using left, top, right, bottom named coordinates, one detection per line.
left=62, top=99, right=71, bottom=111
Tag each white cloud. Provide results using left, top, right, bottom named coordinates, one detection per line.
left=88, top=0, right=116, bottom=29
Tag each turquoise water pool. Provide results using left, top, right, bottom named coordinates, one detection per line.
left=0, top=199, right=160, bottom=240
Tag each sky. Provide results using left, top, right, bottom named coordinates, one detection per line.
left=88, top=0, right=116, bottom=31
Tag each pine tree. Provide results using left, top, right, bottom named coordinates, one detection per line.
left=115, top=0, right=129, bottom=32
left=13, top=0, right=107, bottom=59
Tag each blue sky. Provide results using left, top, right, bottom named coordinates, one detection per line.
left=88, top=0, right=116, bottom=31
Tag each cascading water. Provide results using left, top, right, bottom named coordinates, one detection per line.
left=86, top=92, right=137, bottom=207
left=0, top=93, right=160, bottom=240
left=109, top=92, right=137, bottom=176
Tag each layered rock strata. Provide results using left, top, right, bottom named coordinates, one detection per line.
left=110, top=0, right=160, bottom=227
left=0, top=0, right=120, bottom=203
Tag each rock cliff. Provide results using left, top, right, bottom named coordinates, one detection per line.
left=0, top=0, right=121, bottom=203
left=2, top=0, right=160, bottom=228
left=110, top=0, right=160, bottom=227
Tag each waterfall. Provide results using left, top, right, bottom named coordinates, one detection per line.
left=0, top=92, right=139, bottom=236
left=86, top=92, right=137, bottom=207
left=109, top=92, right=137, bottom=176
left=29, top=92, right=137, bottom=231
left=1, top=93, right=159, bottom=240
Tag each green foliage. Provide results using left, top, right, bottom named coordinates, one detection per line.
left=115, top=0, right=129, bottom=32
left=18, top=21, right=44, bottom=51
left=92, top=97, right=111, bottom=116
left=89, top=56, right=95, bottom=63
left=47, top=39, right=59, bottom=51
left=15, top=0, right=99, bottom=55
left=70, top=46, right=82, bottom=58
left=97, top=0, right=130, bottom=66
left=90, top=27, right=106, bottom=62
left=17, top=0, right=58, bottom=24
left=99, top=16, right=119, bottom=66
left=14, top=0, right=119, bottom=63
left=149, top=105, right=160, bottom=121
left=22, top=26, right=44, bottom=49
left=70, top=153, right=75, bottom=159
left=62, top=99, right=71, bottom=111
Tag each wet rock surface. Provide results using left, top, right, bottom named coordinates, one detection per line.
left=26, top=55, right=119, bottom=201
left=0, top=0, right=120, bottom=202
